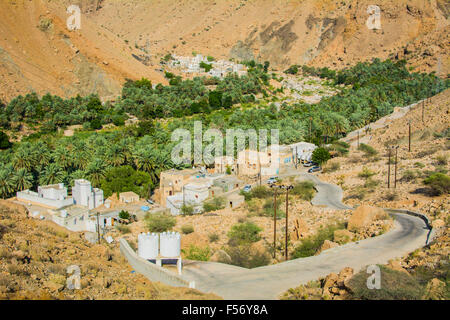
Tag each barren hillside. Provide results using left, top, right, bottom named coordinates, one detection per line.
left=0, top=0, right=448, bottom=101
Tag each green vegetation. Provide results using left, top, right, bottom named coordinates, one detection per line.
left=227, top=222, right=262, bottom=246
left=291, top=222, right=345, bottom=258
left=145, top=212, right=176, bottom=233
left=0, top=131, right=12, bottom=150
left=224, top=245, right=271, bottom=269
left=423, top=173, right=450, bottom=196
left=358, top=167, right=377, bottom=179
left=199, top=61, right=213, bottom=72
left=182, top=245, right=211, bottom=261
left=208, top=233, right=219, bottom=243
left=118, top=210, right=130, bottom=220
left=348, top=265, right=427, bottom=300
left=181, top=224, right=194, bottom=234
left=181, top=204, right=194, bottom=216
left=0, top=58, right=448, bottom=200
left=203, top=197, right=225, bottom=212
left=291, top=181, right=316, bottom=201
left=100, top=166, right=152, bottom=198
left=358, top=143, right=378, bottom=157
left=312, top=147, right=331, bottom=165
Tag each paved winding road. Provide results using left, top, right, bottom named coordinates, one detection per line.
left=181, top=173, right=431, bottom=300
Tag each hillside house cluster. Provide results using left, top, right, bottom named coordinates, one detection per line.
left=157, top=168, right=244, bottom=215
left=170, top=54, right=247, bottom=78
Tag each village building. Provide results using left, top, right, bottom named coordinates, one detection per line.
left=119, top=191, right=140, bottom=204
left=214, top=156, right=236, bottom=174
left=16, top=183, right=73, bottom=209
left=289, top=142, right=317, bottom=163
left=237, top=149, right=269, bottom=176
left=72, top=179, right=104, bottom=210
left=158, top=168, right=198, bottom=206
left=213, top=176, right=243, bottom=193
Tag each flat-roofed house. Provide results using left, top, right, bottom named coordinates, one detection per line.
left=214, top=156, right=236, bottom=174
left=158, top=168, right=197, bottom=206
left=119, top=191, right=140, bottom=204
left=17, top=183, right=73, bottom=209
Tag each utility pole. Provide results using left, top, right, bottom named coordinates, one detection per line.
left=408, top=120, right=411, bottom=152
left=387, top=148, right=391, bottom=188
left=284, top=185, right=293, bottom=261
left=96, top=212, right=101, bottom=244
left=273, top=187, right=277, bottom=259
left=394, top=146, right=399, bottom=189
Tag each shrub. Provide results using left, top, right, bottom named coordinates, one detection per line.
left=115, top=224, right=131, bottom=234
left=262, top=198, right=285, bottom=218
left=145, top=213, right=176, bottom=233
left=347, top=265, right=424, bottom=300
left=358, top=167, right=376, bottom=179
left=312, top=147, right=331, bottom=165
left=182, top=245, right=211, bottom=261
left=250, top=186, right=272, bottom=199
left=181, top=205, right=194, bottom=216
left=0, top=131, right=12, bottom=150
left=291, top=181, right=316, bottom=201
left=323, top=162, right=340, bottom=173
left=181, top=224, right=194, bottom=234
left=200, top=61, right=212, bottom=72
left=118, top=210, right=130, bottom=220
left=435, top=154, right=448, bottom=166
left=227, top=222, right=262, bottom=246
left=291, top=222, right=345, bottom=258
left=225, top=245, right=271, bottom=268
left=208, top=233, right=219, bottom=243
left=383, top=192, right=398, bottom=201
left=364, top=178, right=379, bottom=190
left=414, top=162, right=425, bottom=169
left=423, top=173, right=450, bottom=196
left=358, top=143, right=378, bottom=156
left=401, top=170, right=417, bottom=182
left=203, top=197, right=225, bottom=212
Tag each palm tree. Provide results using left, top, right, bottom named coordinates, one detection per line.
left=39, top=163, right=65, bottom=185
left=14, top=168, right=33, bottom=191
left=0, top=165, right=16, bottom=198
left=86, top=158, right=107, bottom=186
left=53, top=146, right=72, bottom=170
left=12, top=147, right=36, bottom=171
left=105, top=144, right=125, bottom=167
left=133, top=148, right=158, bottom=183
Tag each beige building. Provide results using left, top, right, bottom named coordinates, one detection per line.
left=158, top=168, right=198, bottom=206
left=119, top=191, right=140, bottom=204
left=237, top=150, right=269, bottom=176
left=214, top=156, right=236, bottom=174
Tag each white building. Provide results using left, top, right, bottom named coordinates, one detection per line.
left=72, top=179, right=104, bottom=210
left=289, top=142, right=317, bottom=163
left=17, top=183, right=73, bottom=209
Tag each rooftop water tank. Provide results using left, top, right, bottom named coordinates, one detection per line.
left=160, top=232, right=181, bottom=258
left=137, top=233, right=159, bottom=260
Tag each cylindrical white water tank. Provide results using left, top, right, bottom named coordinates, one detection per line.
left=137, top=232, right=159, bottom=259
left=160, top=232, right=181, bottom=257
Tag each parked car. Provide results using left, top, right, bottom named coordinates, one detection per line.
left=267, top=177, right=278, bottom=185
left=303, top=161, right=318, bottom=167
left=308, top=166, right=322, bottom=173
left=242, top=185, right=252, bottom=193
left=146, top=199, right=154, bottom=205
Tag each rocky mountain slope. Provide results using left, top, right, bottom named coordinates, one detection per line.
left=0, top=201, right=219, bottom=299
left=0, top=0, right=448, bottom=101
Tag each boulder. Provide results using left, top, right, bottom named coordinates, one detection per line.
left=337, top=267, right=354, bottom=288
left=387, top=260, right=409, bottom=275
left=333, top=229, right=354, bottom=244
left=317, top=240, right=338, bottom=254
left=347, top=205, right=387, bottom=232
left=210, top=250, right=232, bottom=264
left=323, top=272, right=338, bottom=290
left=291, top=218, right=309, bottom=241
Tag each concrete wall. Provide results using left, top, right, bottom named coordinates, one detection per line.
left=119, top=239, right=193, bottom=288
left=17, top=191, right=73, bottom=209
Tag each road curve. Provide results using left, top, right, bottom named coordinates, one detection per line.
left=181, top=174, right=430, bottom=300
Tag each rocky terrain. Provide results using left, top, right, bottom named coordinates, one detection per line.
left=282, top=89, right=449, bottom=300
left=0, top=200, right=219, bottom=300
left=0, top=0, right=448, bottom=101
